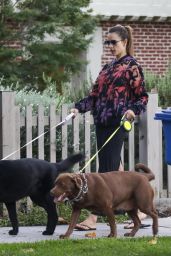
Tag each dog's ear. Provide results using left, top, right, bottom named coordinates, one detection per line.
left=72, top=175, right=82, bottom=190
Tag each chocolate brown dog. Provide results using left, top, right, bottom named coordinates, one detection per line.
left=51, top=163, right=158, bottom=239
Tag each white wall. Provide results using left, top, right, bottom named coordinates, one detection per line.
left=86, top=27, right=103, bottom=83
left=90, top=0, right=171, bottom=17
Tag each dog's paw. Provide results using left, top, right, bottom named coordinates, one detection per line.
left=9, top=229, right=18, bottom=235
left=42, top=230, right=54, bottom=235
left=59, top=234, right=69, bottom=239
left=107, top=233, right=116, bottom=238
left=124, top=232, right=133, bottom=237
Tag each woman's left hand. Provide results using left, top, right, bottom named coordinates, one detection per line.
left=124, top=110, right=135, bottom=122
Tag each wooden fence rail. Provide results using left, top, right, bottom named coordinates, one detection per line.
left=0, top=91, right=171, bottom=207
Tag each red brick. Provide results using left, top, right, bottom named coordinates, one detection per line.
left=101, top=21, right=171, bottom=74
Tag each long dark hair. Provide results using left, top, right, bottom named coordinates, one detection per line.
left=108, top=24, right=134, bottom=56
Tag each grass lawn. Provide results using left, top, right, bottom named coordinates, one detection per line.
left=0, top=237, right=171, bottom=256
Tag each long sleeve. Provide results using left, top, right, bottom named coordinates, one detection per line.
left=128, top=64, right=148, bottom=115
left=75, top=95, right=94, bottom=113
left=74, top=64, right=109, bottom=113
left=75, top=82, right=99, bottom=113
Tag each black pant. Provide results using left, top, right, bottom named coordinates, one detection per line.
left=96, top=125, right=126, bottom=173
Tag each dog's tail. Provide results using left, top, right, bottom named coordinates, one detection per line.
left=56, top=153, right=84, bottom=172
left=135, top=163, right=155, bottom=181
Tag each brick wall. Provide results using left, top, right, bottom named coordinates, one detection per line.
left=101, top=21, right=171, bottom=75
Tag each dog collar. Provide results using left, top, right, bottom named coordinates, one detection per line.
left=67, top=173, right=88, bottom=204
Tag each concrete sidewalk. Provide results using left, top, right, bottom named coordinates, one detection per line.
left=0, top=217, right=171, bottom=243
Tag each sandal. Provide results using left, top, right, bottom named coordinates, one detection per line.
left=124, top=222, right=151, bottom=229
left=74, top=224, right=96, bottom=231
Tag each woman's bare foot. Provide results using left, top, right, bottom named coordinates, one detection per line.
left=138, top=211, right=147, bottom=221
left=75, top=214, right=97, bottom=230
left=124, top=211, right=147, bottom=229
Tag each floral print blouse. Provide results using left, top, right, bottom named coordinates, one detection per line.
left=75, top=55, right=148, bottom=127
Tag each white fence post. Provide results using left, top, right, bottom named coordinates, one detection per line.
left=85, top=112, right=91, bottom=173
left=49, top=104, right=56, bottom=162
left=26, top=105, right=33, bottom=158
left=61, top=104, right=68, bottom=160
left=0, top=91, right=17, bottom=215
left=38, top=105, right=45, bottom=160
left=139, top=93, right=161, bottom=199
left=0, top=91, right=16, bottom=160
left=139, top=111, right=148, bottom=165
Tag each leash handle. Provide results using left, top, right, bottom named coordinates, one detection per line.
left=64, top=112, right=75, bottom=122
left=120, top=113, right=134, bottom=132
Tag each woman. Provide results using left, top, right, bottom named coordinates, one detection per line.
left=71, top=24, right=148, bottom=231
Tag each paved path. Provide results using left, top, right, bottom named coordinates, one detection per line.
left=0, top=217, right=171, bottom=243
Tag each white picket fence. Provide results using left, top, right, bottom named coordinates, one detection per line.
left=0, top=91, right=171, bottom=206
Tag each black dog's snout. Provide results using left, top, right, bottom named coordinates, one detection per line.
left=50, top=189, right=55, bottom=197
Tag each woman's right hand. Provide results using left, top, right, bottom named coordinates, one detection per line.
left=70, top=108, right=79, bottom=117
left=124, top=109, right=135, bottom=122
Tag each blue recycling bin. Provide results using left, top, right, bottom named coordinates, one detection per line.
left=154, top=107, right=171, bottom=165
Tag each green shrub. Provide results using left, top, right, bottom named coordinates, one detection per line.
left=145, top=65, right=171, bottom=107
left=0, top=206, right=47, bottom=227
left=0, top=74, right=92, bottom=114
left=0, top=203, right=127, bottom=227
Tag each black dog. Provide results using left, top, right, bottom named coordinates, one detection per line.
left=0, top=153, right=83, bottom=235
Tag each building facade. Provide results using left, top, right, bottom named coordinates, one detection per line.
left=86, top=0, right=171, bottom=82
